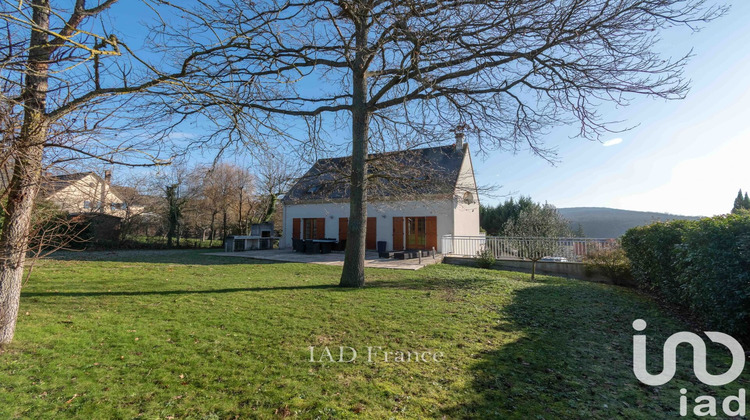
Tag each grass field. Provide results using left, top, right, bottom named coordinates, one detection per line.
left=1, top=250, right=746, bottom=419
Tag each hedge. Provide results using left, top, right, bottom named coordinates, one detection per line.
left=621, top=215, right=750, bottom=342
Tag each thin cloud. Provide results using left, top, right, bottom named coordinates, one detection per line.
left=602, top=138, right=623, bottom=147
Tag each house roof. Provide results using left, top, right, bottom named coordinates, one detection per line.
left=42, top=172, right=97, bottom=195
left=283, top=144, right=468, bottom=204
left=42, top=171, right=133, bottom=200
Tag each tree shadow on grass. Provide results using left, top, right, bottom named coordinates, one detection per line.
left=20, top=283, right=357, bottom=298
left=45, top=249, right=296, bottom=266
left=440, top=280, right=750, bottom=419
left=22, top=274, right=500, bottom=298
left=365, top=276, right=500, bottom=292
left=365, top=264, right=534, bottom=292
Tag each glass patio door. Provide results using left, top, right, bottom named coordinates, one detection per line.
left=405, top=217, right=427, bottom=249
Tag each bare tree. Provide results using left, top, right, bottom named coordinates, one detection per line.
left=255, top=153, right=303, bottom=223
left=110, top=173, right=151, bottom=241
left=235, top=168, right=254, bottom=235
left=24, top=198, right=87, bottom=281
left=194, top=163, right=254, bottom=241
left=0, top=0, right=206, bottom=344
left=155, top=0, right=724, bottom=287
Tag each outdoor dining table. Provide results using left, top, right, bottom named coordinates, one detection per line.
left=312, top=239, right=337, bottom=254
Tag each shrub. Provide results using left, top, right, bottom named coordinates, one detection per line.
left=583, top=246, right=633, bottom=286
left=621, top=220, right=692, bottom=295
left=475, top=248, right=496, bottom=269
left=622, top=215, right=750, bottom=343
left=674, top=215, right=750, bottom=339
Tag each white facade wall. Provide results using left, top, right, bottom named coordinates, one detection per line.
left=452, top=147, right=481, bottom=236
left=282, top=199, right=457, bottom=252
left=453, top=199, right=480, bottom=236
left=46, top=174, right=145, bottom=218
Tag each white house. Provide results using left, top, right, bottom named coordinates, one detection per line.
left=41, top=171, right=144, bottom=218
left=281, top=134, right=480, bottom=253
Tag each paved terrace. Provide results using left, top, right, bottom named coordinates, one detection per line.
left=204, top=249, right=443, bottom=270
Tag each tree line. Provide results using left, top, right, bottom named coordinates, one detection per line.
left=479, top=196, right=582, bottom=237
left=121, top=158, right=299, bottom=248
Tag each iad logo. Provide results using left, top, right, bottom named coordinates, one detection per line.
left=632, top=319, right=747, bottom=417
left=632, top=319, right=745, bottom=386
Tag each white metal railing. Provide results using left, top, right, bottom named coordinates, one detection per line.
left=441, top=235, right=619, bottom=262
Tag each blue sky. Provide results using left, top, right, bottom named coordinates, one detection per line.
left=473, top=0, right=750, bottom=216
left=107, top=1, right=749, bottom=216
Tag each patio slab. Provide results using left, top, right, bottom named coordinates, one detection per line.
left=204, top=249, right=443, bottom=270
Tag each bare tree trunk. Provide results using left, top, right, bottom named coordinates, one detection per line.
left=238, top=187, right=243, bottom=235
left=262, top=194, right=276, bottom=223
left=209, top=212, right=216, bottom=244
left=222, top=210, right=227, bottom=241
left=340, top=14, right=369, bottom=288
left=531, top=260, right=537, bottom=281
left=165, top=185, right=178, bottom=248
left=0, top=141, right=45, bottom=345
left=0, top=0, right=50, bottom=345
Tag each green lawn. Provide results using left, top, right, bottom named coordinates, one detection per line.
left=1, top=250, right=746, bottom=419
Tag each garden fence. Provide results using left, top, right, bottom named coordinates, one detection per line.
left=441, top=235, right=619, bottom=262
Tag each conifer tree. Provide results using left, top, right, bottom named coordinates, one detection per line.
left=732, top=190, right=745, bottom=213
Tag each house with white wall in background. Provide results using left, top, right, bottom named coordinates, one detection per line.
left=41, top=171, right=144, bottom=218
left=281, top=132, right=480, bottom=253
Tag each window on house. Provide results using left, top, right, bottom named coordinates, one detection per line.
left=406, top=217, right=427, bottom=249
left=303, top=218, right=318, bottom=239
left=83, top=200, right=91, bottom=209
left=463, top=191, right=475, bottom=204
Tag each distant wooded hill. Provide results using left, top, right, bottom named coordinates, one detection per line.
left=557, top=207, right=703, bottom=238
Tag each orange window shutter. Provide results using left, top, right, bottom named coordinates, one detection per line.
left=366, top=217, right=377, bottom=250
left=338, top=218, right=348, bottom=241
left=393, top=217, right=404, bottom=250
left=292, top=218, right=301, bottom=239
left=425, top=216, right=438, bottom=250
left=316, top=218, right=326, bottom=239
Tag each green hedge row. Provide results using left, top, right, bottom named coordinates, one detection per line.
left=621, top=215, right=750, bottom=342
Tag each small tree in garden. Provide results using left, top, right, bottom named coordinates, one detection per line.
left=475, top=248, right=496, bottom=269
left=504, top=205, right=571, bottom=281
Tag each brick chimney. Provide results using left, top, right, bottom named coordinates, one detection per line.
left=455, top=130, right=465, bottom=149
left=100, top=170, right=112, bottom=213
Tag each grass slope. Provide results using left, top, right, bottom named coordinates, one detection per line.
left=0, top=250, right=746, bottom=419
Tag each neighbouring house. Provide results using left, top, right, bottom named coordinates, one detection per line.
left=39, top=171, right=150, bottom=245
left=41, top=171, right=144, bottom=218
left=281, top=133, right=481, bottom=253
